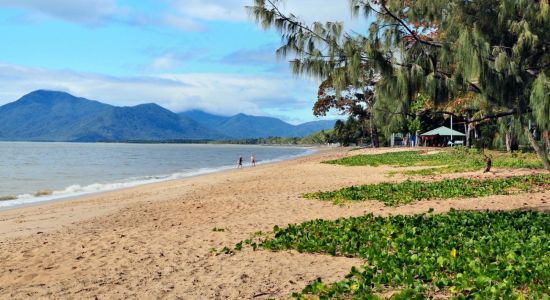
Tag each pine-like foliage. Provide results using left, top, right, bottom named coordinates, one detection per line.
left=248, top=0, right=549, bottom=168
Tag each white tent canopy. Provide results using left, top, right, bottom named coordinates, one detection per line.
left=421, top=126, right=465, bottom=137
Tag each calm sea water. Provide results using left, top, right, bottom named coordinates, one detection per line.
left=0, top=142, right=312, bottom=209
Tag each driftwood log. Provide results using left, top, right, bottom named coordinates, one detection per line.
left=484, top=155, right=492, bottom=173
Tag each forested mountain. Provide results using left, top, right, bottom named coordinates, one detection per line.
left=0, top=90, right=336, bottom=141
left=0, top=90, right=222, bottom=141
left=179, top=111, right=336, bottom=139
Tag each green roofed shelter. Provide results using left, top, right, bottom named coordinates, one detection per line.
left=420, top=126, right=465, bottom=147
left=421, top=126, right=465, bottom=137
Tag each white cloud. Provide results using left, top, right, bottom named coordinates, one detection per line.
left=271, top=0, right=359, bottom=24
left=170, top=0, right=245, bottom=22
left=0, top=0, right=123, bottom=25
left=145, top=49, right=206, bottom=71
left=162, top=14, right=204, bottom=31
left=0, top=62, right=319, bottom=122
left=169, top=0, right=356, bottom=23
left=0, top=0, right=365, bottom=32
left=150, top=55, right=178, bottom=71
left=163, top=0, right=366, bottom=31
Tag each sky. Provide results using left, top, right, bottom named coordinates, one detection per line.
left=0, top=0, right=365, bottom=123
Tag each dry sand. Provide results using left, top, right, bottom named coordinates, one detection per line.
left=0, top=147, right=549, bottom=299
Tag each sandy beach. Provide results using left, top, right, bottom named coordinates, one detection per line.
left=1, top=147, right=549, bottom=299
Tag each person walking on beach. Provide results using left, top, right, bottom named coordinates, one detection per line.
left=250, top=155, right=256, bottom=167
left=237, top=155, right=243, bottom=169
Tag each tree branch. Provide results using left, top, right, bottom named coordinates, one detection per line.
left=379, top=3, right=442, bottom=49
left=264, top=0, right=332, bottom=44
left=467, top=109, right=531, bottom=124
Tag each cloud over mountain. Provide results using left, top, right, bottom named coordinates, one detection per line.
left=0, top=62, right=320, bottom=122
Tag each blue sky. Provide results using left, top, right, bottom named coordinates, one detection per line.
left=0, top=0, right=363, bottom=123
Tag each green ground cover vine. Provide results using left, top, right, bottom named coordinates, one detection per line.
left=326, top=148, right=543, bottom=175
left=257, top=210, right=550, bottom=298
left=304, top=174, right=550, bottom=206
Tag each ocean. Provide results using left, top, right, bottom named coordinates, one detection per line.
left=0, top=142, right=312, bottom=209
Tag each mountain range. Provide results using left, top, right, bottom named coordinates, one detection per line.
left=179, top=110, right=336, bottom=139
left=0, top=90, right=336, bottom=142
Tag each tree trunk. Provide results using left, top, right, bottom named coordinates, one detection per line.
left=544, top=130, right=550, bottom=154
left=371, top=127, right=380, bottom=148
left=368, top=120, right=376, bottom=148
left=366, top=109, right=380, bottom=148
left=505, top=130, right=512, bottom=153
left=505, top=125, right=519, bottom=152
left=511, top=135, right=519, bottom=151
left=365, top=99, right=379, bottom=148
left=524, top=125, right=550, bottom=171
left=464, top=118, right=471, bottom=148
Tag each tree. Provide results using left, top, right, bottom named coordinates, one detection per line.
left=496, top=116, right=521, bottom=152
left=314, top=76, right=380, bottom=146
left=353, top=0, right=549, bottom=168
left=333, top=117, right=363, bottom=146
left=333, top=119, right=346, bottom=146
left=248, top=0, right=549, bottom=170
left=248, top=0, right=384, bottom=147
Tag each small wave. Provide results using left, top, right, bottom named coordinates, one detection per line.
left=0, top=148, right=315, bottom=210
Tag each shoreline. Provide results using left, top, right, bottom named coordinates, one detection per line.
left=1, top=147, right=548, bottom=299
left=0, top=146, right=320, bottom=212
left=0, top=148, right=331, bottom=239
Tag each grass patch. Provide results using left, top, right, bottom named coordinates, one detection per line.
left=257, top=210, right=550, bottom=298
left=304, top=174, right=550, bottom=206
left=326, top=148, right=543, bottom=175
